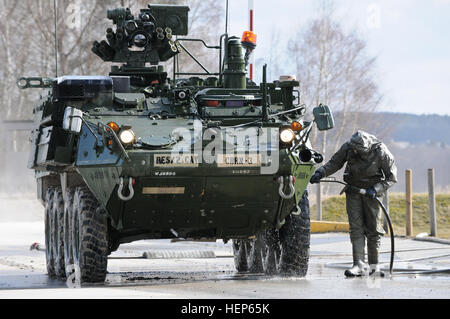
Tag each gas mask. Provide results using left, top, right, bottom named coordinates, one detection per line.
left=353, top=147, right=370, bottom=160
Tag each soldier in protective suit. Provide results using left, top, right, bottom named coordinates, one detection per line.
left=310, top=131, right=397, bottom=277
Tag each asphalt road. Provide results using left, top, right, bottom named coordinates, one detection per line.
left=0, top=199, right=449, bottom=299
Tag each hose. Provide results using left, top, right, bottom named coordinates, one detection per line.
left=375, top=197, right=395, bottom=275
left=325, top=252, right=450, bottom=276
left=318, top=179, right=450, bottom=276
left=319, top=179, right=395, bottom=275
left=324, top=262, right=450, bottom=275
left=312, top=246, right=450, bottom=257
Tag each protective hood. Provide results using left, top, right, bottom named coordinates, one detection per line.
left=348, top=130, right=381, bottom=154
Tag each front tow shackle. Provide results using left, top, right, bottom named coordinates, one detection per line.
left=277, top=175, right=295, bottom=200
left=118, top=177, right=135, bottom=202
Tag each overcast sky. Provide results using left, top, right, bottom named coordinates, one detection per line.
left=226, top=0, right=450, bottom=116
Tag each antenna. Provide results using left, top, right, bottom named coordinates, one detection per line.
left=219, top=0, right=230, bottom=86
left=53, top=0, right=59, bottom=78
left=225, top=0, right=229, bottom=34
left=262, top=64, right=268, bottom=121
left=248, top=0, right=254, bottom=81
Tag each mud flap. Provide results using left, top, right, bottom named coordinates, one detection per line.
left=289, top=154, right=315, bottom=205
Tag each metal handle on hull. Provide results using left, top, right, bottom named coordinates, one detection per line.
left=118, top=177, right=134, bottom=202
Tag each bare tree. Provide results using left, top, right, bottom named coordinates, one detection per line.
left=288, top=3, right=383, bottom=195
left=0, top=0, right=224, bottom=122
left=0, top=0, right=225, bottom=193
left=167, top=1, right=224, bottom=76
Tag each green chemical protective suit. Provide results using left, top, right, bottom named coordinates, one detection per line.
left=313, top=131, right=397, bottom=275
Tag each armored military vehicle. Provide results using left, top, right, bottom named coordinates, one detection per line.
left=17, top=4, right=334, bottom=283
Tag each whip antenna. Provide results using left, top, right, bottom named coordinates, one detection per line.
left=248, top=0, right=254, bottom=81
left=225, top=0, right=229, bottom=34
left=53, top=0, right=59, bottom=78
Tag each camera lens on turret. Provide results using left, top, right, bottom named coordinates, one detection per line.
left=133, top=33, right=148, bottom=48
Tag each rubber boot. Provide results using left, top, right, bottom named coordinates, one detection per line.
left=344, top=260, right=369, bottom=278
left=369, top=264, right=385, bottom=277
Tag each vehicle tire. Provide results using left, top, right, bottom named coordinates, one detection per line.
left=52, top=187, right=66, bottom=279
left=232, top=192, right=310, bottom=276
left=262, top=229, right=281, bottom=275
left=232, top=240, right=249, bottom=272
left=279, top=191, right=311, bottom=277
left=247, top=234, right=264, bottom=273
left=232, top=237, right=264, bottom=274
left=72, top=186, right=108, bottom=283
left=44, top=187, right=56, bottom=278
left=63, top=187, right=74, bottom=279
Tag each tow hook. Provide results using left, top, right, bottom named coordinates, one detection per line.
left=118, top=177, right=135, bottom=201
left=277, top=175, right=295, bottom=200
left=292, top=205, right=301, bottom=216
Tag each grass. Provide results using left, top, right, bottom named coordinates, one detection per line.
left=311, top=193, right=450, bottom=239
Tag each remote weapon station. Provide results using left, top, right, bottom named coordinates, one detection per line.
left=18, top=3, right=334, bottom=282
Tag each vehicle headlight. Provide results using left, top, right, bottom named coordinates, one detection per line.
left=119, top=129, right=136, bottom=145
left=280, top=128, right=295, bottom=144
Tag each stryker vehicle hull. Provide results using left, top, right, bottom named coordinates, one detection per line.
left=79, top=157, right=314, bottom=243
left=18, top=3, right=334, bottom=283
left=75, top=124, right=315, bottom=243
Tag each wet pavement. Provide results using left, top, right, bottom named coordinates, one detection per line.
left=0, top=199, right=449, bottom=298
